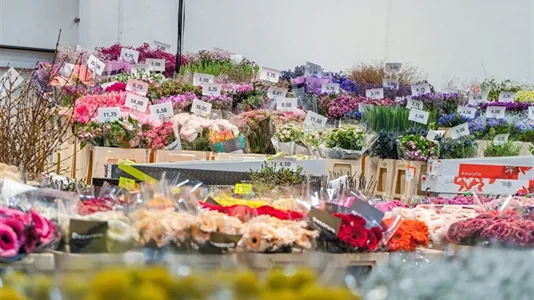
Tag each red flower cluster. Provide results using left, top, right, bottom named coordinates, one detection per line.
left=78, top=198, right=114, bottom=215
left=333, top=213, right=383, bottom=251
left=104, top=82, right=126, bottom=93
left=200, top=202, right=304, bottom=222
left=385, top=219, right=429, bottom=252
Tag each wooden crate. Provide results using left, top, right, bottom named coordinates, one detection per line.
left=325, top=159, right=362, bottom=176
left=88, top=147, right=149, bottom=183
left=362, top=155, right=379, bottom=181
left=152, top=150, right=210, bottom=162
left=210, top=152, right=268, bottom=161
left=374, top=159, right=397, bottom=198
left=391, top=160, right=427, bottom=203
left=73, top=143, right=92, bottom=181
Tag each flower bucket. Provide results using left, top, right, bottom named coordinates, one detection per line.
left=210, top=135, right=246, bottom=153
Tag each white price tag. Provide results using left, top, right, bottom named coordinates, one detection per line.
left=411, top=83, right=430, bottom=95
left=366, top=88, right=384, bottom=99
left=267, top=87, right=288, bottom=99
left=304, top=111, right=327, bottom=129
left=146, top=59, right=165, bottom=72
left=150, top=102, right=174, bottom=121
left=202, top=83, right=222, bottom=96
left=385, top=62, right=402, bottom=72
left=405, top=167, right=415, bottom=182
left=193, top=73, right=215, bottom=86
left=230, top=55, right=243, bottom=64
left=125, top=93, right=149, bottom=112
left=191, top=99, right=212, bottom=117
left=0, top=67, right=24, bottom=98
left=276, top=98, right=297, bottom=111
left=126, top=79, right=149, bottom=96
left=153, top=40, right=171, bottom=51
left=450, top=122, right=470, bottom=140
left=485, top=106, right=506, bottom=119
left=493, top=133, right=509, bottom=145
left=120, top=48, right=140, bottom=64
left=426, top=130, right=445, bottom=142
left=468, top=93, right=485, bottom=105
left=259, top=67, right=280, bottom=83
left=321, top=83, right=339, bottom=94
left=383, top=78, right=398, bottom=89
left=408, top=109, right=429, bottom=124
left=273, top=158, right=297, bottom=172
left=304, top=61, right=322, bottom=77
left=87, top=55, right=105, bottom=75
left=130, top=64, right=150, bottom=75
left=528, top=106, right=534, bottom=120
left=457, top=106, right=476, bottom=118
left=97, top=107, right=121, bottom=123
left=498, top=92, right=515, bottom=103
left=406, top=98, right=424, bottom=110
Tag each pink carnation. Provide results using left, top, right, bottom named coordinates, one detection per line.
left=30, top=209, right=56, bottom=246
left=0, top=223, right=20, bottom=257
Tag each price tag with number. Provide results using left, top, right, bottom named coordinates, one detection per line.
left=408, top=109, right=429, bottom=124
left=468, top=93, right=485, bottom=105
left=153, top=40, right=171, bottom=51
left=146, top=59, right=165, bottom=72
left=125, top=93, right=149, bottom=112
left=450, top=122, right=470, bottom=140
left=202, top=83, right=222, bottom=97
left=126, top=79, right=149, bottom=96
left=528, top=106, right=534, bottom=120
left=304, top=111, right=327, bottom=129
left=498, top=92, right=515, bottom=103
left=405, top=165, right=415, bottom=182
left=383, top=78, right=398, bottom=89
left=493, top=133, right=509, bottom=145
left=193, top=73, right=215, bottom=86
left=321, top=83, right=339, bottom=94
left=97, top=107, right=121, bottom=123
left=0, top=67, right=24, bottom=98
left=385, top=62, right=402, bottom=72
left=87, top=55, right=106, bottom=76
left=276, top=98, right=297, bottom=111
left=366, top=88, right=384, bottom=99
left=130, top=64, right=150, bottom=75
left=259, top=67, right=280, bottom=83
left=150, top=102, right=174, bottom=121
left=411, top=83, right=430, bottom=95
left=191, top=99, right=212, bottom=117
left=485, top=106, right=506, bottom=119
left=457, top=106, right=476, bottom=118
left=273, top=158, right=297, bottom=172
left=304, top=61, right=322, bottom=77
left=267, top=87, right=288, bottom=99
left=406, top=98, right=424, bottom=110
left=120, top=48, right=140, bottom=64
left=426, top=130, right=445, bottom=142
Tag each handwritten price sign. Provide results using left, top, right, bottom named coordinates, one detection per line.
left=426, top=130, right=445, bottom=142
left=193, top=73, right=214, bottom=86
left=202, top=83, right=222, bottom=97
left=383, top=78, right=398, bottom=89
left=468, top=93, right=485, bottom=105
left=120, top=48, right=140, bottom=64
left=267, top=87, right=288, bottom=99
left=304, top=111, right=327, bottom=129
left=411, top=83, right=430, bottom=96
left=273, top=158, right=297, bottom=172
left=150, top=102, right=174, bottom=121
left=153, top=40, right=171, bottom=51
left=450, top=122, right=470, bottom=140
left=366, top=88, right=384, bottom=100
left=321, top=83, right=339, bottom=94
left=457, top=106, right=476, bottom=118
left=126, top=79, right=149, bottom=96
left=146, top=58, right=165, bottom=72
left=276, top=98, right=297, bottom=111
left=191, top=99, right=212, bottom=117
left=97, top=107, right=121, bottom=123
left=406, top=98, right=424, bottom=110
left=408, top=109, right=429, bottom=124
left=259, top=67, right=280, bottom=83
left=385, top=62, right=402, bottom=72
left=485, top=106, right=506, bottom=119
left=493, top=133, right=509, bottom=145
left=125, top=93, right=149, bottom=112
left=529, top=106, right=534, bottom=120
left=87, top=55, right=105, bottom=76
left=304, top=61, right=323, bottom=77
left=498, top=92, right=515, bottom=103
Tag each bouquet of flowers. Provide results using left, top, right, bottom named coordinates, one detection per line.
left=439, top=136, right=478, bottom=159
left=154, top=80, right=201, bottom=99
left=384, top=218, right=429, bottom=252
left=142, top=121, right=176, bottom=150
left=224, top=83, right=266, bottom=112
left=511, top=120, right=534, bottom=142
left=324, top=125, right=368, bottom=159
left=172, top=113, right=239, bottom=151
left=271, top=123, right=307, bottom=155
left=483, top=118, right=511, bottom=139
left=398, top=134, right=440, bottom=161
left=301, top=129, right=328, bottom=157
left=480, top=101, right=533, bottom=113
left=159, top=92, right=199, bottom=112
left=481, top=77, right=523, bottom=101
left=77, top=117, right=142, bottom=148
left=200, top=94, right=233, bottom=110
left=514, top=90, right=534, bottom=102
left=209, top=129, right=245, bottom=153
left=231, top=110, right=274, bottom=154
left=437, top=113, right=474, bottom=128
left=183, top=49, right=259, bottom=83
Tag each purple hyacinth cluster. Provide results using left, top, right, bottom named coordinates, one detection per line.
left=480, top=101, right=533, bottom=112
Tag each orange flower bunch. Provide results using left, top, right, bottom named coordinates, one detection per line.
left=386, top=218, right=429, bottom=252
left=209, top=129, right=235, bottom=144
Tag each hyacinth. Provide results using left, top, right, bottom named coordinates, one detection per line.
left=143, top=121, right=175, bottom=149
left=480, top=101, right=533, bottom=112
left=468, top=118, right=485, bottom=138
left=485, top=118, right=509, bottom=131
left=406, top=92, right=461, bottom=114
left=159, top=92, right=199, bottom=111
left=438, top=113, right=474, bottom=127
left=439, top=136, right=478, bottom=159
left=200, top=94, right=233, bottom=110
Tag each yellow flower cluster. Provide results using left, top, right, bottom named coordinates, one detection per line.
left=514, top=90, right=534, bottom=102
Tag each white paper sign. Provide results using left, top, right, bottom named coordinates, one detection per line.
left=259, top=67, right=280, bottom=83
left=304, top=61, right=322, bottom=77
left=97, top=107, right=121, bottom=123
left=125, top=93, right=149, bottom=112
left=193, top=73, right=215, bottom=86
left=304, top=111, right=327, bottom=129
left=383, top=78, right=398, bottom=89
left=468, top=93, right=485, bottom=105
left=485, top=106, right=506, bottom=119
left=385, top=62, right=402, bottom=72
left=150, top=102, right=174, bottom=121
left=426, top=130, right=445, bottom=142
left=273, top=158, right=297, bottom=172
left=120, top=48, right=140, bottom=64
left=457, top=106, right=477, bottom=118
left=366, top=88, right=384, bottom=99
left=153, top=40, right=171, bottom=51
left=126, top=79, right=149, bottom=96
left=450, top=122, right=470, bottom=140
left=202, top=83, right=222, bottom=96
left=130, top=64, right=150, bottom=75
left=493, top=133, right=509, bottom=145
left=528, top=106, right=534, bottom=120
left=321, top=83, right=339, bottom=94
left=87, top=55, right=105, bottom=75
left=0, top=68, right=24, bottom=98
left=406, top=98, right=424, bottom=110
left=408, top=109, right=429, bottom=124
left=411, top=83, right=430, bottom=95
left=267, top=87, right=288, bottom=99
left=191, top=99, right=212, bottom=117
left=230, top=55, right=243, bottom=64
left=146, top=59, right=165, bottom=72
left=276, top=98, right=297, bottom=111
left=405, top=167, right=415, bottom=182
left=498, top=92, right=515, bottom=103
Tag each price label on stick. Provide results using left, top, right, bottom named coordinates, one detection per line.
left=321, top=83, right=339, bottom=94
left=193, top=73, right=214, bottom=86
left=259, top=67, right=280, bottom=83
left=485, top=106, right=506, bottom=119
left=468, top=93, right=485, bottom=105
left=493, top=133, right=509, bottom=145
left=366, top=88, right=384, bottom=99
left=450, top=122, right=470, bottom=140
left=498, top=92, right=514, bottom=103
left=273, top=158, right=297, bottom=172
left=304, top=111, right=327, bottom=129
left=406, top=98, right=424, bottom=110
left=87, top=55, right=105, bottom=76
left=130, top=64, right=150, bottom=75
left=276, top=98, right=297, bottom=111
left=385, top=62, right=402, bottom=72
left=97, top=107, right=121, bottom=123
left=146, top=58, right=165, bottom=72
left=408, top=109, right=429, bottom=124
left=202, top=83, right=222, bottom=97
left=153, top=40, right=171, bottom=51
left=411, top=83, right=430, bottom=95
left=150, top=102, right=174, bottom=121
left=383, top=78, right=398, bottom=89
left=267, top=87, right=288, bottom=99
left=120, top=48, right=140, bottom=64
left=457, top=106, right=476, bottom=118
left=191, top=99, right=212, bottom=117
left=126, top=79, right=149, bottom=96
left=304, top=61, right=322, bottom=77
left=426, top=130, right=445, bottom=142
left=529, top=106, right=534, bottom=120
left=125, top=93, right=149, bottom=112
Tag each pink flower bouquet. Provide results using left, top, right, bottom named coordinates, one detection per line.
left=231, top=110, right=273, bottom=153
left=143, top=121, right=176, bottom=150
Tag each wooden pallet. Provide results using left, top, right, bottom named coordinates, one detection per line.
left=391, top=160, right=427, bottom=203
left=373, top=159, right=397, bottom=198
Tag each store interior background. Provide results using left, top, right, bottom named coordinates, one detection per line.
left=1, top=0, right=533, bottom=88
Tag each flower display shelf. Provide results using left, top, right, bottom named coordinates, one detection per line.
left=87, top=147, right=149, bottom=184
left=150, top=150, right=210, bottom=163
left=0, top=253, right=55, bottom=272
left=374, top=159, right=397, bottom=198
left=391, top=160, right=428, bottom=203
left=53, top=251, right=144, bottom=271
left=210, top=153, right=268, bottom=161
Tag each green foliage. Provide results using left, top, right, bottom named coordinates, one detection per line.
left=484, top=141, right=521, bottom=157
left=361, top=106, right=435, bottom=133
left=248, top=162, right=304, bottom=187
